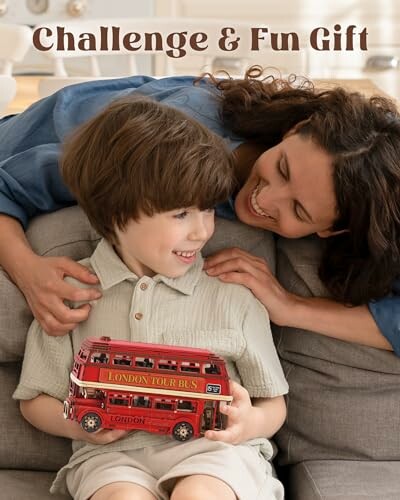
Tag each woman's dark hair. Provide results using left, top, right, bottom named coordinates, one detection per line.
left=207, top=66, right=400, bottom=305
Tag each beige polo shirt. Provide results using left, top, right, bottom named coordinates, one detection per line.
left=14, top=238, right=288, bottom=493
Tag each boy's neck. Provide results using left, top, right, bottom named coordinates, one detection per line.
left=112, top=244, right=155, bottom=278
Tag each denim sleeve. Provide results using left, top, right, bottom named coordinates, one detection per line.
left=0, top=74, right=242, bottom=228
left=368, top=279, right=400, bottom=356
left=0, top=75, right=160, bottom=227
left=0, top=143, right=74, bottom=228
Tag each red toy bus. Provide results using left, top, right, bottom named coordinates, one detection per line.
left=63, top=336, right=232, bottom=441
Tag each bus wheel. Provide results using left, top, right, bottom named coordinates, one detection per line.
left=81, top=412, right=102, bottom=433
left=173, top=422, right=194, bottom=442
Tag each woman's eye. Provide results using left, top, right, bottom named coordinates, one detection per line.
left=278, top=159, right=286, bottom=179
left=174, top=211, right=188, bottom=219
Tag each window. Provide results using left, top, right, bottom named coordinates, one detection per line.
left=133, top=396, right=151, bottom=408
left=91, top=352, right=109, bottom=364
left=180, top=361, right=200, bottom=373
left=79, top=349, right=88, bottom=360
left=157, top=359, right=177, bottom=371
left=204, top=363, right=220, bottom=375
left=113, top=354, right=132, bottom=366
left=135, top=357, right=154, bottom=368
left=109, top=394, right=129, bottom=406
left=177, top=400, right=196, bottom=412
left=155, top=399, right=174, bottom=411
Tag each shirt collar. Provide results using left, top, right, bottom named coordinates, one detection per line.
left=90, top=238, right=204, bottom=296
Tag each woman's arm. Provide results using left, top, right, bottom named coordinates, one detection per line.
left=287, top=296, right=391, bottom=350
left=204, top=247, right=393, bottom=351
left=0, top=215, right=101, bottom=335
left=20, top=395, right=127, bottom=444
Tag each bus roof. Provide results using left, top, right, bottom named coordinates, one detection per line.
left=81, top=337, right=224, bottom=362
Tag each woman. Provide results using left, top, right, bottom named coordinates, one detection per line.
left=0, top=67, right=399, bottom=354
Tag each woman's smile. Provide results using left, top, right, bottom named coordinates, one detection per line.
left=249, top=180, right=275, bottom=219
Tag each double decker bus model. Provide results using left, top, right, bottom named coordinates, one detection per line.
left=63, top=336, right=233, bottom=442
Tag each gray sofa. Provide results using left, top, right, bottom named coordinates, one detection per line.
left=1, top=206, right=400, bottom=500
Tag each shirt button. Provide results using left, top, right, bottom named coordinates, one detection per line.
left=140, top=283, right=148, bottom=291
left=134, top=312, right=143, bottom=320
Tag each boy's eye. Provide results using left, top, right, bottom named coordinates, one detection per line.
left=204, top=208, right=215, bottom=214
left=174, top=210, right=188, bottom=219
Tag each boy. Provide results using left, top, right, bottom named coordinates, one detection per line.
left=13, top=96, right=288, bottom=500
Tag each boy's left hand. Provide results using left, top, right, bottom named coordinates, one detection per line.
left=204, top=380, right=254, bottom=445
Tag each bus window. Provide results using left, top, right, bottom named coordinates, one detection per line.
left=177, top=400, right=196, bottom=412
left=204, top=363, right=221, bottom=375
left=157, top=359, right=177, bottom=371
left=91, top=352, right=109, bottom=364
left=109, top=394, right=129, bottom=406
left=180, top=361, right=200, bottom=373
left=155, top=399, right=175, bottom=411
left=78, top=349, right=88, bottom=361
left=113, top=354, right=132, bottom=366
left=135, top=357, right=154, bottom=369
left=133, top=396, right=151, bottom=408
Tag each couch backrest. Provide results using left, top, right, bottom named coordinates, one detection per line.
left=274, top=235, right=400, bottom=464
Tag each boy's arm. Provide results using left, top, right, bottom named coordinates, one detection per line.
left=205, top=291, right=288, bottom=444
left=205, top=381, right=286, bottom=443
left=0, top=215, right=101, bottom=336
left=20, top=394, right=127, bottom=445
left=20, top=394, right=80, bottom=439
left=251, top=395, right=287, bottom=438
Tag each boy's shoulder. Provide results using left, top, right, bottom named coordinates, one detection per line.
left=198, top=270, right=266, bottom=316
left=64, top=257, right=98, bottom=308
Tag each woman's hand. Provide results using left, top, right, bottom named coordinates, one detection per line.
left=16, top=254, right=102, bottom=336
left=204, top=247, right=298, bottom=326
left=205, top=380, right=255, bottom=444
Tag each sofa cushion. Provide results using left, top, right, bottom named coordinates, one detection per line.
left=0, top=363, right=72, bottom=471
left=0, top=470, right=71, bottom=500
left=274, top=235, right=400, bottom=464
left=288, top=460, right=400, bottom=500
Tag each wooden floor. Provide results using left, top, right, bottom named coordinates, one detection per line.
left=3, top=75, right=393, bottom=116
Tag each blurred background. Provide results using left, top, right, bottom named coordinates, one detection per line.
left=0, top=0, right=399, bottom=113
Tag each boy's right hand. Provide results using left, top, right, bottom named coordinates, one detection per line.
left=67, top=418, right=129, bottom=444
left=17, top=254, right=102, bottom=336
left=78, top=427, right=129, bottom=446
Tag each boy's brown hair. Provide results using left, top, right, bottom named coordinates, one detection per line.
left=61, top=96, right=234, bottom=242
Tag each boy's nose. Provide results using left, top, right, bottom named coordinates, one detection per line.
left=189, top=221, right=209, bottom=241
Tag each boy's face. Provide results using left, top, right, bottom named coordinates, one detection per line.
left=115, top=208, right=215, bottom=278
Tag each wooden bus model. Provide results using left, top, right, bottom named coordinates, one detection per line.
left=63, top=336, right=232, bottom=441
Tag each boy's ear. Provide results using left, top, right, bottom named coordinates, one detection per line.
left=317, top=228, right=349, bottom=238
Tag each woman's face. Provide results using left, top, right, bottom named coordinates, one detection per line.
left=235, top=133, right=338, bottom=238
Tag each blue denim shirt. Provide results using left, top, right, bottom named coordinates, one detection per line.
left=0, top=75, right=398, bottom=354
left=0, top=75, right=242, bottom=227
left=368, top=279, right=400, bottom=355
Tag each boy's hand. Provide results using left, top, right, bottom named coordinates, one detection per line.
left=79, top=428, right=129, bottom=445
left=67, top=419, right=129, bottom=445
left=17, top=254, right=102, bottom=336
left=204, top=380, right=255, bottom=445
